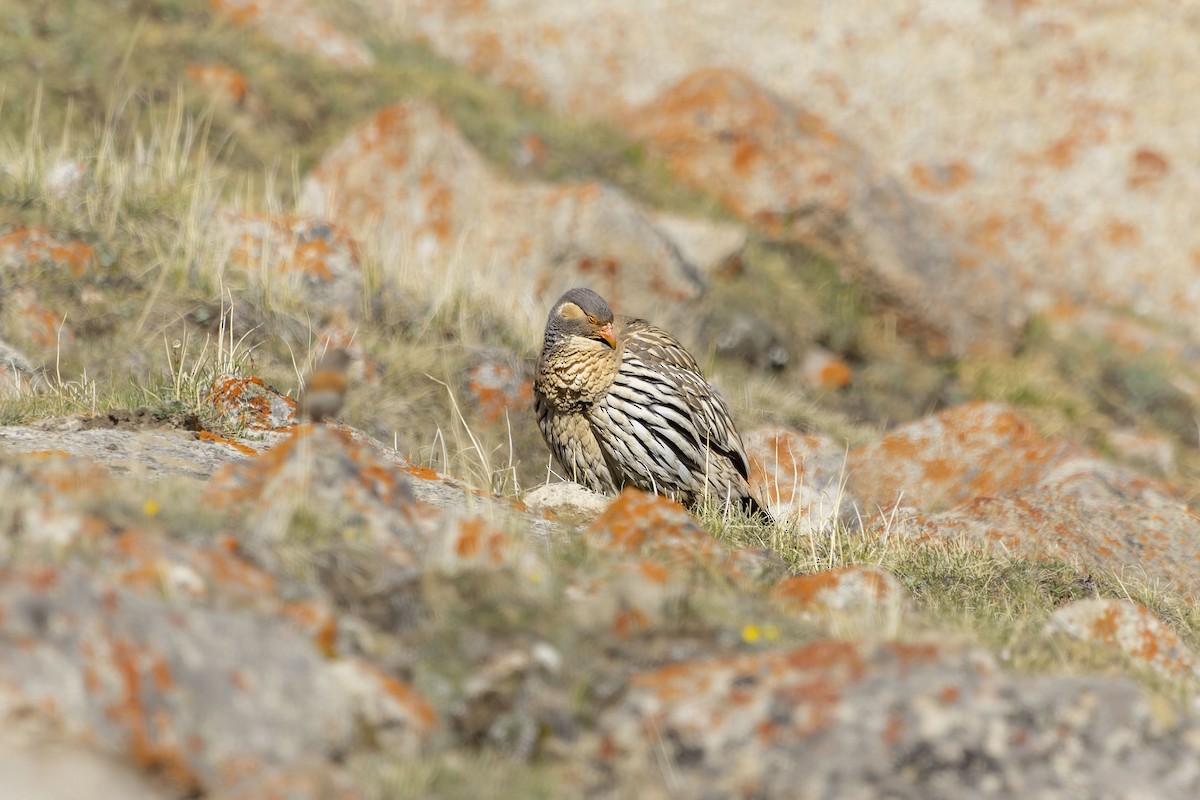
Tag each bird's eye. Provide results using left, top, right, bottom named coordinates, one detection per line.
left=586, top=315, right=597, bottom=325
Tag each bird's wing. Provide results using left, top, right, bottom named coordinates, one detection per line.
left=618, top=317, right=702, bottom=372
left=617, top=317, right=752, bottom=481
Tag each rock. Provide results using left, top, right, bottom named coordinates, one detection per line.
left=43, top=160, right=89, bottom=198
left=0, top=339, right=39, bottom=397
left=300, top=100, right=706, bottom=322
left=1106, top=427, right=1177, bottom=477
left=462, top=350, right=532, bottom=427
left=649, top=211, right=747, bottom=278
left=564, top=557, right=701, bottom=643
left=772, top=565, right=909, bottom=635
left=204, top=424, right=422, bottom=547
left=1045, top=599, right=1200, bottom=684
left=484, top=181, right=707, bottom=314
left=800, top=345, right=852, bottom=389
left=209, top=211, right=365, bottom=323
left=523, top=481, right=610, bottom=520
left=0, top=450, right=114, bottom=559
left=207, top=374, right=298, bottom=439
left=186, top=62, right=254, bottom=108
left=300, top=101, right=493, bottom=266
left=625, top=69, right=1025, bottom=357
left=393, top=0, right=1200, bottom=354
left=208, top=0, right=373, bottom=68
left=0, top=422, right=251, bottom=482
left=847, top=401, right=1082, bottom=515
left=0, top=737, right=167, bottom=800
left=0, top=565, right=433, bottom=796
left=745, top=427, right=857, bottom=531
left=899, top=452, right=1200, bottom=600
left=0, top=227, right=96, bottom=276
left=576, top=639, right=1200, bottom=799
left=843, top=402, right=1200, bottom=597
left=585, top=488, right=777, bottom=584
left=205, top=424, right=550, bottom=628
left=5, top=287, right=71, bottom=349
left=708, top=312, right=790, bottom=371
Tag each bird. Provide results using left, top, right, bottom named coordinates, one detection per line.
left=534, top=287, right=769, bottom=519
left=298, top=347, right=351, bottom=423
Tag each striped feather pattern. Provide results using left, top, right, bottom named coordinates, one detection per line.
left=535, top=295, right=766, bottom=517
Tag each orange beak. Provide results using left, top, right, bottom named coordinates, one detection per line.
left=597, top=322, right=616, bottom=349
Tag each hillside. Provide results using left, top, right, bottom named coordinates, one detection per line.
left=3, top=1, right=1200, bottom=797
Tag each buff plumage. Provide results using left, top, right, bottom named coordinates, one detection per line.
left=534, top=288, right=767, bottom=518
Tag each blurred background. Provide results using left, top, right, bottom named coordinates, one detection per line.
left=2, top=0, right=1197, bottom=493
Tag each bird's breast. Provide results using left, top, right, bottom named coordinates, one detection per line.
left=535, top=344, right=620, bottom=411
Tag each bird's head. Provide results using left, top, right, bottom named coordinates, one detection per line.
left=545, top=288, right=617, bottom=350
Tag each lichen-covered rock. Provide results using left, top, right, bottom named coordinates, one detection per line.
left=210, top=211, right=364, bottom=323
left=586, top=488, right=776, bottom=583
left=0, top=736, right=167, bottom=800
left=462, top=350, right=532, bottom=427
left=393, top=0, right=1200, bottom=354
left=0, top=227, right=96, bottom=277
left=625, top=68, right=1024, bottom=357
left=648, top=211, right=747, bottom=278
left=186, top=62, right=255, bottom=108
left=208, top=0, right=373, bottom=68
left=0, top=566, right=433, bottom=796
left=0, top=421, right=249, bottom=483
left=848, top=401, right=1081, bottom=514
left=745, top=427, right=857, bottom=531
left=204, top=424, right=421, bottom=547
left=1045, top=599, right=1200, bottom=684
left=5, top=287, right=72, bottom=349
left=846, top=402, right=1200, bottom=598
left=772, top=565, right=909, bottom=635
left=206, top=424, right=549, bottom=629
left=300, top=100, right=707, bottom=321
left=0, top=450, right=112, bottom=558
left=207, top=374, right=297, bottom=438
left=901, top=455, right=1200, bottom=600
left=565, top=558, right=697, bottom=641
left=800, top=345, right=853, bottom=390
left=575, top=639, right=1200, bottom=798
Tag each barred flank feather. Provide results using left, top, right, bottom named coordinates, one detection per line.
left=535, top=288, right=769, bottom=519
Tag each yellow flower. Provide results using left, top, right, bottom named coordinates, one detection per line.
left=142, top=499, right=160, bottom=518
left=741, top=624, right=761, bottom=644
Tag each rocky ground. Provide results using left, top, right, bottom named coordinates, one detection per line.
left=3, top=0, right=1200, bottom=797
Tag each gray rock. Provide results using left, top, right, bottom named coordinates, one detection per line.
left=0, top=737, right=166, bottom=800
left=523, top=481, right=611, bottom=521
left=0, top=566, right=432, bottom=795
left=576, top=640, right=1200, bottom=799
left=0, top=422, right=249, bottom=481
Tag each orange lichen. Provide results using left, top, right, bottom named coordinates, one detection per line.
left=106, top=638, right=202, bottom=792
left=358, top=663, right=438, bottom=730
left=816, top=357, right=852, bottom=389
left=910, top=162, right=972, bottom=192
left=1105, top=219, right=1141, bottom=247
left=198, top=430, right=258, bottom=456
left=613, top=606, right=650, bottom=637
left=185, top=63, right=250, bottom=103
